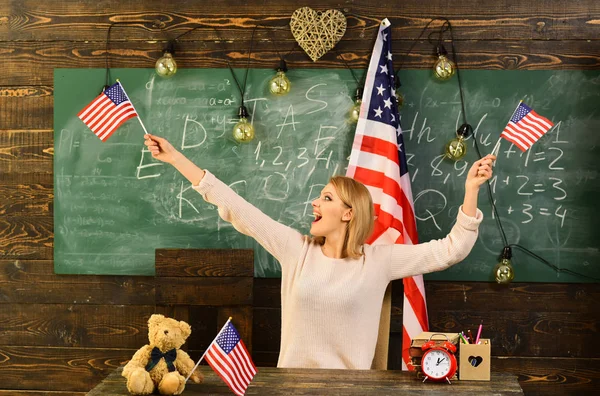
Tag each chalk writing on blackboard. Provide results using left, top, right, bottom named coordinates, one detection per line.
left=54, top=69, right=600, bottom=282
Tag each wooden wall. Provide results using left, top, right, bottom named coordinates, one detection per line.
left=1, top=1, right=599, bottom=394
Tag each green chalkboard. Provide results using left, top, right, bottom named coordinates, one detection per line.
left=54, top=68, right=600, bottom=282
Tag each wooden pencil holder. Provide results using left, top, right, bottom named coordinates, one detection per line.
left=459, top=339, right=491, bottom=381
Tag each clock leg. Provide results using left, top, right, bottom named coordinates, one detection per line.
left=446, top=378, right=452, bottom=384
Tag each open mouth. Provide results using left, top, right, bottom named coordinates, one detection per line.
left=312, top=213, right=322, bottom=223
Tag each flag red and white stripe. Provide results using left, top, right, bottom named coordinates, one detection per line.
left=500, top=101, right=554, bottom=151
left=203, top=320, right=257, bottom=396
left=346, top=18, right=428, bottom=371
left=78, top=81, right=138, bottom=141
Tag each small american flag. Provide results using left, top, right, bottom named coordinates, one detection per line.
left=346, top=19, right=427, bottom=371
left=500, top=102, right=554, bottom=151
left=205, top=321, right=257, bottom=396
left=77, top=82, right=138, bottom=141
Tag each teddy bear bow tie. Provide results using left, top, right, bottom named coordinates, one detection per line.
left=145, top=347, right=177, bottom=372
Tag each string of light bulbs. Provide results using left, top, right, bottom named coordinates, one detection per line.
left=334, top=48, right=366, bottom=124
left=153, top=21, right=368, bottom=139
left=266, top=27, right=298, bottom=96
left=104, top=21, right=156, bottom=91
left=155, top=24, right=302, bottom=142
left=101, top=20, right=596, bottom=282
left=230, top=24, right=259, bottom=143
left=394, top=18, right=456, bottom=107
left=394, top=18, right=596, bottom=283
left=155, top=25, right=260, bottom=143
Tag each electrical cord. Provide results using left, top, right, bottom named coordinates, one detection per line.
left=104, top=21, right=153, bottom=90
left=395, top=18, right=596, bottom=282
left=171, top=25, right=259, bottom=106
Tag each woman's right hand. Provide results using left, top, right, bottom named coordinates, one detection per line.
left=144, top=134, right=181, bottom=164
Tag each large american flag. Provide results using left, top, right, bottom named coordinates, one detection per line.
left=205, top=321, right=257, bottom=396
left=500, top=102, right=554, bottom=151
left=346, top=18, right=427, bottom=371
left=77, top=81, right=138, bottom=141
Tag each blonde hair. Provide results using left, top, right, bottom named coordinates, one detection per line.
left=313, top=176, right=374, bottom=259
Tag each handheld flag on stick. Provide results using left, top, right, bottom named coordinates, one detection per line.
left=345, top=18, right=427, bottom=371
left=78, top=81, right=148, bottom=141
left=491, top=101, right=554, bottom=157
left=187, top=318, right=257, bottom=396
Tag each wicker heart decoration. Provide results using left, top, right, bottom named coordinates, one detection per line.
left=290, top=7, right=347, bottom=62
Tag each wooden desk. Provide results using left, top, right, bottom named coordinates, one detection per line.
left=87, top=366, right=523, bottom=395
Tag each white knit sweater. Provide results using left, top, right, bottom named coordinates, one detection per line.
left=193, top=170, right=483, bottom=370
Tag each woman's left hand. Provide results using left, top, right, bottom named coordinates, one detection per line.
left=465, top=154, right=496, bottom=190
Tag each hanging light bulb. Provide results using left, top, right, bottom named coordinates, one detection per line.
left=494, top=247, right=515, bottom=284
left=156, top=41, right=177, bottom=78
left=396, top=92, right=405, bottom=109
left=445, top=123, right=472, bottom=161
left=394, top=82, right=404, bottom=109
left=232, top=105, right=255, bottom=143
left=268, top=59, right=291, bottom=95
left=348, top=87, right=363, bottom=124
left=433, top=44, right=456, bottom=81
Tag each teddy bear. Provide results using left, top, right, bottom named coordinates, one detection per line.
left=122, top=314, right=203, bottom=395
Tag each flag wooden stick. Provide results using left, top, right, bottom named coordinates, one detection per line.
left=491, top=137, right=502, bottom=156
left=136, top=117, right=149, bottom=135
left=116, top=80, right=149, bottom=135
left=490, top=138, right=501, bottom=167
left=185, top=317, right=233, bottom=382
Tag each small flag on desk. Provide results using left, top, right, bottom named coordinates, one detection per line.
left=500, top=102, right=554, bottom=151
left=77, top=82, right=138, bottom=142
left=205, top=321, right=257, bottom=396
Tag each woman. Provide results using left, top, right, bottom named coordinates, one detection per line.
left=144, top=134, right=495, bottom=370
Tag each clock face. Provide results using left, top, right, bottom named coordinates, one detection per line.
left=422, top=349, right=452, bottom=379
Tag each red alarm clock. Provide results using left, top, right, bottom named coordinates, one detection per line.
left=420, top=333, right=458, bottom=384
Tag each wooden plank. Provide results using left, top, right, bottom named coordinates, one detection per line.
left=155, top=276, right=253, bottom=305
left=388, top=332, right=403, bottom=370
left=388, top=282, right=599, bottom=358
left=390, top=309, right=597, bottom=358
left=0, top=304, right=156, bottom=347
left=1, top=0, right=599, bottom=40
left=252, top=351, right=279, bottom=367
left=155, top=248, right=253, bottom=277
left=247, top=349, right=599, bottom=395
left=249, top=351, right=600, bottom=396
left=0, top=40, right=599, bottom=85
left=0, top=216, right=52, bottom=259
left=252, top=307, right=280, bottom=353
left=253, top=277, right=280, bottom=308
left=87, top=365, right=523, bottom=395
left=0, top=346, right=133, bottom=392
left=185, top=306, right=219, bottom=351
left=0, top=86, right=53, bottom=130
left=392, top=281, right=600, bottom=313
left=0, top=172, right=53, bottom=186
left=0, top=130, right=53, bottom=174
left=0, top=304, right=196, bottom=348
left=0, top=260, right=155, bottom=305
left=0, top=183, right=52, bottom=216
left=493, top=357, right=600, bottom=396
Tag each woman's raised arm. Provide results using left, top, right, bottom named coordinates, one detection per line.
left=143, top=134, right=306, bottom=269
left=144, top=134, right=206, bottom=185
